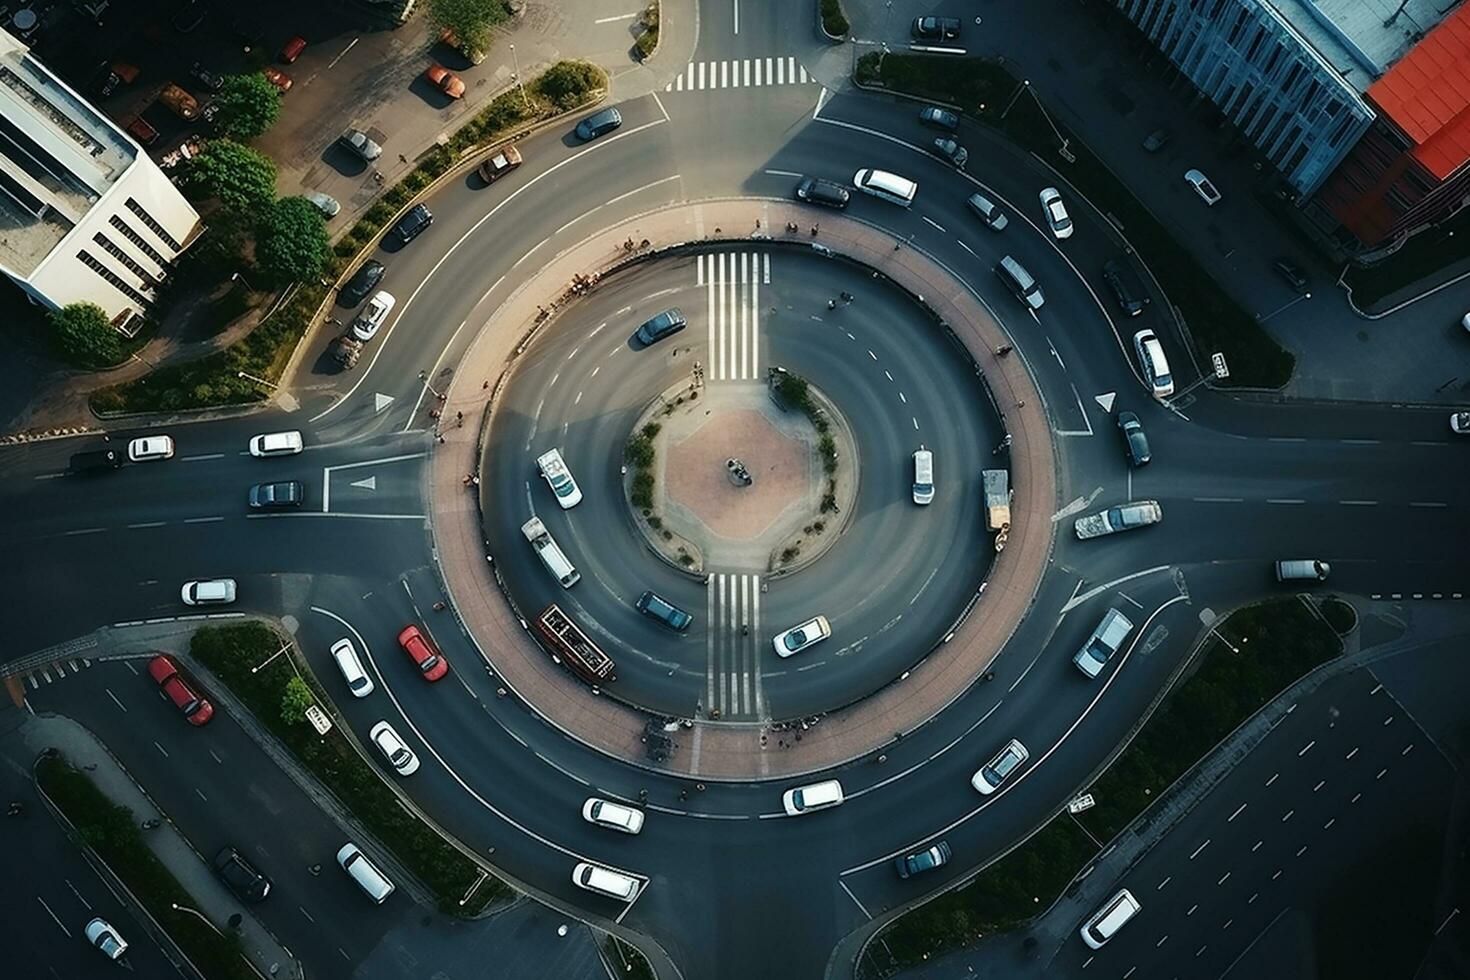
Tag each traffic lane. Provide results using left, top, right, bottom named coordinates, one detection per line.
left=0, top=755, right=185, bottom=980
left=1185, top=391, right=1470, bottom=443
left=28, top=661, right=400, bottom=970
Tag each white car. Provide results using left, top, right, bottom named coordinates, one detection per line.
left=582, top=797, right=645, bottom=834
left=127, top=435, right=175, bottom=462
left=572, top=861, right=641, bottom=900
left=1184, top=168, right=1221, bottom=206
left=181, top=578, right=237, bottom=605
left=330, top=638, right=374, bottom=698
left=1451, top=411, right=1470, bottom=435
left=1132, top=328, right=1174, bottom=398
left=249, top=430, right=304, bottom=457
left=1039, top=187, right=1073, bottom=239
left=85, top=917, right=128, bottom=960
left=536, top=448, right=583, bottom=508
left=972, top=738, right=1029, bottom=794
left=351, top=290, right=396, bottom=342
left=368, top=721, right=419, bottom=775
left=781, top=778, right=845, bottom=816
left=1074, top=500, right=1163, bottom=539
left=772, top=616, right=831, bottom=658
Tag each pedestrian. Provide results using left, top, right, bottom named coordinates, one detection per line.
left=678, top=789, right=689, bottom=801
left=811, top=224, right=819, bottom=236
left=5, top=801, right=22, bottom=817
left=398, top=153, right=408, bottom=164
left=436, top=434, right=445, bottom=444
left=463, top=474, right=473, bottom=486
left=471, top=475, right=480, bottom=486
left=827, top=298, right=837, bottom=310
left=841, top=291, right=853, bottom=304
left=432, top=601, right=446, bottom=611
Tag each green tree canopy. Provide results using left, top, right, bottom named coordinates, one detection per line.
left=48, top=301, right=121, bottom=367
left=279, top=675, right=315, bottom=725
left=256, top=197, right=331, bottom=285
left=427, top=0, right=508, bottom=54
left=214, top=73, right=283, bottom=141
left=536, top=60, right=604, bottom=109
left=184, top=140, right=277, bottom=218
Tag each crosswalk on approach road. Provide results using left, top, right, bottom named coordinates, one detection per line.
left=706, top=573, right=765, bottom=720
left=699, top=251, right=769, bottom=382
left=666, top=57, right=815, bottom=91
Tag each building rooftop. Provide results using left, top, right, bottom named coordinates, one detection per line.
left=1266, top=0, right=1452, bottom=93
left=1367, top=4, right=1470, bottom=180
left=0, top=26, right=137, bottom=276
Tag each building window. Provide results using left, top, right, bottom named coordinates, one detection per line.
left=77, top=249, right=152, bottom=308
left=108, top=214, right=169, bottom=266
left=124, top=197, right=183, bottom=252
left=93, top=232, right=162, bottom=283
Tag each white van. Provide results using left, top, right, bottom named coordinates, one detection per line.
left=330, top=638, right=374, bottom=697
left=249, top=430, right=304, bottom=457
left=572, top=861, right=641, bottom=900
left=852, top=168, right=917, bottom=207
left=995, top=255, right=1044, bottom=310
left=782, top=778, right=845, bottom=816
left=1080, top=888, right=1141, bottom=949
left=1132, top=329, right=1174, bottom=398
left=521, top=516, right=580, bottom=587
left=336, top=843, right=395, bottom=903
left=1276, top=559, right=1329, bottom=582
left=912, top=449, right=934, bottom=505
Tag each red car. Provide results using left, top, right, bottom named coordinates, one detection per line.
left=425, top=64, right=466, bottom=99
left=262, top=67, right=293, bottom=93
left=397, top=625, right=448, bottom=681
left=280, top=36, right=307, bottom=63
left=147, top=655, right=214, bottom=726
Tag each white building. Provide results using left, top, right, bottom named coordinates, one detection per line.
left=0, top=27, right=201, bottom=335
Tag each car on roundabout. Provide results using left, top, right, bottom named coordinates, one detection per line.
left=536, top=448, right=582, bottom=508
left=369, top=721, right=420, bottom=775
left=782, top=778, right=844, bottom=816
left=635, top=308, right=687, bottom=345
left=398, top=624, right=448, bottom=681
left=932, top=137, right=968, bottom=168
left=967, top=192, right=1007, bottom=230
left=582, top=797, right=645, bottom=834
left=794, top=176, right=850, bottom=208
left=1453, top=411, right=1470, bottom=435
left=1039, top=187, right=1073, bottom=239
left=773, top=616, right=831, bottom=658
left=1117, top=411, right=1151, bottom=466
left=1074, top=500, right=1163, bottom=539
left=635, top=591, right=693, bottom=631
left=917, top=105, right=959, bottom=132
left=972, top=738, right=1029, bottom=794
left=894, top=841, right=952, bottom=878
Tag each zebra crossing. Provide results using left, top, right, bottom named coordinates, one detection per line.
left=698, top=251, right=769, bottom=382
left=666, top=57, right=815, bottom=92
left=706, top=573, right=765, bottom=720
left=3, top=657, right=96, bottom=705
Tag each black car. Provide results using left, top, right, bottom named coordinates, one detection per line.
left=917, top=105, right=959, bottom=132
left=933, top=138, right=968, bottom=169
left=894, top=841, right=952, bottom=878
left=1101, top=259, right=1149, bottom=316
left=575, top=107, right=622, bottom=141
left=339, top=259, right=385, bottom=306
left=248, top=480, right=304, bottom=509
left=70, top=449, right=122, bottom=474
left=635, top=591, right=693, bottom=631
left=1273, top=258, right=1308, bottom=292
left=794, top=176, right=850, bottom=209
left=212, top=847, right=271, bottom=902
left=635, top=308, right=687, bottom=345
left=391, top=204, right=433, bottom=245
left=911, top=16, right=961, bottom=40
left=1118, top=411, right=1151, bottom=466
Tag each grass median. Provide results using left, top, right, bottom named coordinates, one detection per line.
left=857, top=596, right=1343, bottom=978
left=855, top=53, right=1294, bottom=390
left=190, top=622, right=508, bottom=916
left=37, top=753, right=257, bottom=980
left=89, top=60, right=609, bottom=416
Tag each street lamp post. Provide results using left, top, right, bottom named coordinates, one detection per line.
left=230, top=271, right=254, bottom=291
left=510, top=44, right=528, bottom=109
left=1001, top=79, right=1030, bottom=120
left=171, top=903, right=225, bottom=938
left=237, top=370, right=278, bottom=390
left=251, top=641, right=292, bottom=675
left=1256, top=291, right=1311, bottom=323
left=418, top=370, right=443, bottom=399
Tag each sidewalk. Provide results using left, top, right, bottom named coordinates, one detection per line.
left=12, top=713, right=300, bottom=980
left=429, top=199, right=1056, bottom=781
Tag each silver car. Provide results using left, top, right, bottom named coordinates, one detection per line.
left=972, top=738, right=1029, bottom=794
left=1074, top=501, right=1162, bottom=539
left=339, top=128, right=382, bottom=162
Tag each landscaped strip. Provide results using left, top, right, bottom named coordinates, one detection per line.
left=856, top=596, right=1343, bottom=977
left=856, top=53, right=1295, bottom=390
left=37, top=753, right=258, bottom=980
left=190, top=622, right=508, bottom=916
left=90, top=61, right=609, bottom=416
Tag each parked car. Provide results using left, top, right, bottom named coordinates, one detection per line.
left=1142, top=128, right=1170, bottom=152
left=773, top=616, right=831, bottom=658
left=425, top=64, right=466, bottom=98
left=794, top=176, right=851, bottom=208
left=439, top=27, right=487, bottom=65
left=575, top=107, right=622, bottom=141
left=582, top=798, right=645, bottom=834
left=917, top=105, right=959, bottom=132
left=338, top=128, right=382, bottom=162
left=330, top=638, right=374, bottom=697
left=635, top=591, right=693, bottom=631
left=213, top=847, right=272, bottom=902
left=158, top=83, right=200, bottom=120
left=85, top=917, right=129, bottom=960
left=330, top=333, right=363, bottom=368
left=188, top=61, right=224, bottom=92
left=351, top=291, right=396, bottom=342
left=262, top=67, right=292, bottom=93
left=1039, top=187, right=1073, bottom=239
left=126, top=116, right=159, bottom=146
left=1101, top=259, right=1149, bottom=316
left=249, top=431, right=303, bottom=457
left=147, top=654, right=214, bottom=726
left=478, top=145, right=523, bottom=183
left=635, top=308, right=687, bottom=345
left=280, top=36, right=307, bottom=64
left=966, top=193, right=1007, bottom=230
left=572, top=862, right=640, bottom=899
left=248, top=480, right=303, bottom=509
left=127, top=435, right=174, bottom=462
left=181, top=578, right=237, bottom=605
left=398, top=624, right=448, bottom=681
left=305, top=192, right=341, bottom=218
left=972, top=738, right=1028, bottom=794
left=911, top=15, right=961, bottom=40
left=1273, top=258, right=1308, bottom=292
left=894, top=841, right=952, bottom=878
left=391, top=204, right=433, bottom=245
left=1081, top=888, right=1142, bottom=949
left=932, top=137, right=968, bottom=168
left=1133, top=328, right=1174, bottom=397
left=369, top=721, right=420, bottom=775
left=1184, top=168, right=1221, bottom=205
left=1074, top=500, right=1163, bottom=539
left=1117, top=411, right=1151, bottom=466
left=70, top=449, right=122, bottom=474
left=340, top=259, right=385, bottom=306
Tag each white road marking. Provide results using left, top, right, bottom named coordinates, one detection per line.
left=1061, top=565, right=1170, bottom=614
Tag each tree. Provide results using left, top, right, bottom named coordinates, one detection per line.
left=256, top=197, right=331, bottom=285
left=214, top=73, right=282, bottom=141
left=48, top=302, right=121, bottom=366
left=427, top=0, right=509, bottom=56
left=279, top=675, right=314, bottom=726
left=184, top=140, right=277, bottom=217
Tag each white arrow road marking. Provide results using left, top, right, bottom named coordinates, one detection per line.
left=375, top=393, right=394, bottom=413
left=350, top=476, right=377, bottom=491
left=1052, top=486, right=1104, bottom=522
left=1095, top=391, right=1116, bottom=413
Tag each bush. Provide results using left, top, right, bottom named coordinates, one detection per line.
left=625, top=436, right=655, bottom=468
left=631, top=471, right=655, bottom=509
left=279, top=675, right=314, bottom=725
left=48, top=302, right=121, bottom=368
left=536, top=61, right=606, bottom=110
left=635, top=3, right=660, bottom=58
left=641, top=421, right=661, bottom=439
left=214, top=73, right=282, bottom=140
left=820, top=0, right=849, bottom=37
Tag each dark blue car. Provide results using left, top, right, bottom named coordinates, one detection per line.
left=575, top=107, right=623, bottom=141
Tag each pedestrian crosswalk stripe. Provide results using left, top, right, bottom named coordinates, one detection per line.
left=667, top=57, right=814, bottom=92
left=706, top=573, right=765, bottom=719
left=697, top=252, right=770, bottom=381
